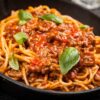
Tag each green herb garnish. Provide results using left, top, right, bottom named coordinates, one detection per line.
left=59, top=47, right=80, bottom=75
left=40, top=14, right=63, bottom=24
left=18, top=10, right=33, bottom=25
left=14, top=32, right=28, bottom=44
left=9, top=54, right=19, bottom=70
left=79, top=25, right=89, bottom=29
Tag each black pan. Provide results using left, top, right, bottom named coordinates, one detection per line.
left=0, top=0, right=100, bottom=99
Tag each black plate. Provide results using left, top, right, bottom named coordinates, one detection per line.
left=0, top=0, right=100, bottom=98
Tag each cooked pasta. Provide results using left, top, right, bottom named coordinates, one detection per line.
left=0, top=5, right=100, bottom=92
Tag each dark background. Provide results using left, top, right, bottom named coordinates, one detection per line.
left=0, top=0, right=100, bottom=100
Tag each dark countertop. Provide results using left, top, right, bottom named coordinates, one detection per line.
left=0, top=1, right=100, bottom=100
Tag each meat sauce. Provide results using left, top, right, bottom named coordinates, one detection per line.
left=4, top=13, right=95, bottom=74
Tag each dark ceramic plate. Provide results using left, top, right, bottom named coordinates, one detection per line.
left=0, top=0, right=100, bottom=98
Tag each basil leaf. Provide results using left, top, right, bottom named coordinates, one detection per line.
left=18, top=10, right=33, bottom=25
left=40, top=14, right=63, bottom=24
left=19, top=10, right=33, bottom=20
left=59, top=47, right=80, bottom=75
left=14, top=32, right=28, bottom=44
left=19, top=20, right=27, bottom=25
left=9, top=54, right=19, bottom=70
left=79, top=25, right=89, bottom=29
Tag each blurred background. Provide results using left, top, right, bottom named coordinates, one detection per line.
left=71, top=0, right=100, bottom=17
left=72, top=0, right=100, bottom=9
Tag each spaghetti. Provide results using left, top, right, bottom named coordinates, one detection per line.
left=0, top=6, right=100, bottom=92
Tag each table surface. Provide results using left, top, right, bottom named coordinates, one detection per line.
left=0, top=1, right=100, bottom=100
